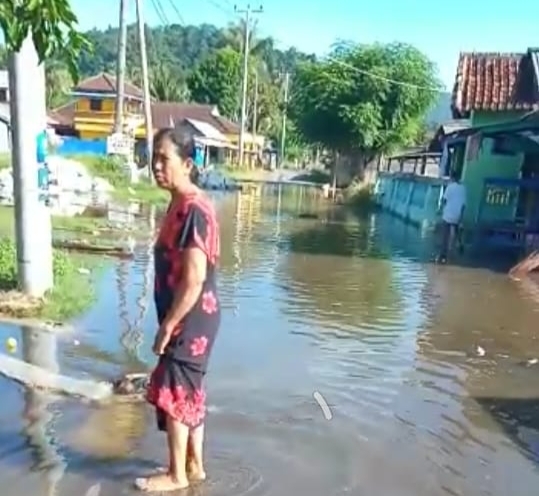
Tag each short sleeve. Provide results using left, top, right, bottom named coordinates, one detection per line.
left=175, top=203, right=219, bottom=264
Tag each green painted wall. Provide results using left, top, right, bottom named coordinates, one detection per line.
left=461, top=110, right=526, bottom=225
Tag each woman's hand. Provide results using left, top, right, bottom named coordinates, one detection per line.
left=152, top=324, right=174, bottom=355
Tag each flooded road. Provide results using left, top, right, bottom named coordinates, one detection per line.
left=2, top=184, right=539, bottom=496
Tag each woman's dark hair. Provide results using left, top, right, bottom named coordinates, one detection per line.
left=153, top=126, right=200, bottom=184
left=153, top=126, right=197, bottom=161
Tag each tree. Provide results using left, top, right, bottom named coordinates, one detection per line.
left=187, top=47, right=242, bottom=119
left=150, top=64, right=190, bottom=102
left=0, top=0, right=91, bottom=81
left=45, top=61, right=73, bottom=109
left=288, top=42, right=441, bottom=163
left=130, top=63, right=190, bottom=102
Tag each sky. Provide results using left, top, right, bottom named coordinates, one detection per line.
left=71, top=0, right=539, bottom=91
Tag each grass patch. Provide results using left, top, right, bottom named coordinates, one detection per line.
left=70, top=154, right=168, bottom=204
left=0, top=237, right=101, bottom=321
left=0, top=205, right=112, bottom=237
left=0, top=153, right=9, bottom=170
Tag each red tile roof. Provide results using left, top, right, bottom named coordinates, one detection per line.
left=48, top=101, right=76, bottom=126
left=73, top=73, right=144, bottom=99
left=452, top=49, right=539, bottom=118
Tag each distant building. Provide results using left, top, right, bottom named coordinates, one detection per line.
left=0, top=70, right=10, bottom=153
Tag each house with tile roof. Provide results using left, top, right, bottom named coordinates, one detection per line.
left=48, top=73, right=263, bottom=165
left=444, top=48, right=539, bottom=228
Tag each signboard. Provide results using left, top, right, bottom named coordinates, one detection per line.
left=107, top=132, right=134, bottom=156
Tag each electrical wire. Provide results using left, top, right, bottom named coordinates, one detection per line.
left=149, top=0, right=169, bottom=25
left=203, top=0, right=446, bottom=94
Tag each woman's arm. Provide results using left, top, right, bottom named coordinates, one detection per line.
left=161, top=247, right=207, bottom=332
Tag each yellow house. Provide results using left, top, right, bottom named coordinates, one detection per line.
left=70, top=73, right=145, bottom=140
left=49, top=76, right=266, bottom=165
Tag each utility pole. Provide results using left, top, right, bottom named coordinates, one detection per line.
left=251, top=70, right=258, bottom=170
left=279, top=71, right=290, bottom=168
left=135, top=0, right=154, bottom=181
left=8, top=36, right=53, bottom=296
left=235, top=4, right=263, bottom=168
left=114, top=0, right=128, bottom=133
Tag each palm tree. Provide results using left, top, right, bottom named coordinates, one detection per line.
left=130, top=64, right=190, bottom=102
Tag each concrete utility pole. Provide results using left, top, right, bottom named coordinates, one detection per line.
left=8, top=36, right=53, bottom=296
left=235, top=4, right=263, bottom=167
left=114, top=0, right=128, bottom=133
left=251, top=70, right=259, bottom=169
left=135, top=0, right=154, bottom=181
left=252, top=70, right=258, bottom=137
left=279, top=71, right=290, bottom=168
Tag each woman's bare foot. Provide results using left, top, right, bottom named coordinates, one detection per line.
left=187, top=460, right=206, bottom=482
left=134, top=472, right=189, bottom=492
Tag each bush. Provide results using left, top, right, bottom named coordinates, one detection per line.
left=343, top=180, right=374, bottom=208
left=68, top=154, right=130, bottom=187
left=0, top=237, right=98, bottom=320
left=0, top=237, right=78, bottom=290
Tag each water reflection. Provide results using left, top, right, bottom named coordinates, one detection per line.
left=20, top=326, right=66, bottom=495
left=1, top=185, right=539, bottom=495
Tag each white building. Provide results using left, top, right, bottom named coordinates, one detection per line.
left=0, top=70, right=10, bottom=153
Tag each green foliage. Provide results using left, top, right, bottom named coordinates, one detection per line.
left=0, top=237, right=99, bottom=319
left=188, top=47, right=243, bottom=119
left=0, top=0, right=91, bottom=81
left=45, top=60, right=73, bottom=108
left=67, top=155, right=168, bottom=203
left=289, top=42, right=441, bottom=156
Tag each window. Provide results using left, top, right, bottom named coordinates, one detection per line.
left=89, top=98, right=102, bottom=111
left=492, top=136, right=517, bottom=156
left=0, top=89, right=7, bottom=103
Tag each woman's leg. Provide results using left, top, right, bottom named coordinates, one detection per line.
left=135, top=415, right=190, bottom=492
left=187, top=424, right=206, bottom=480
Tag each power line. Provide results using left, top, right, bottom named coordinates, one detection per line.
left=149, top=0, right=169, bottom=25
left=163, top=0, right=185, bottom=24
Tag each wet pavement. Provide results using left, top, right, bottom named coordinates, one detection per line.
left=1, top=184, right=539, bottom=496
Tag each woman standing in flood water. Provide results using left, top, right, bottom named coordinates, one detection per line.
left=136, top=128, right=221, bottom=492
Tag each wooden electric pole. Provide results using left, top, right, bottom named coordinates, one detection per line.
left=135, top=0, right=154, bottom=181
left=279, top=71, right=290, bottom=168
left=234, top=4, right=263, bottom=167
left=114, top=0, right=128, bottom=132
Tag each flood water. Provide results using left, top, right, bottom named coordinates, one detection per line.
left=2, top=184, right=539, bottom=496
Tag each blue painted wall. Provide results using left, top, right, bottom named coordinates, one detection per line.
left=55, top=137, right=107, bottom=156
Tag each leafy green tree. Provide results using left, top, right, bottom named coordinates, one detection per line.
left=288, top=42, right=441, bottom=162
left=187, top=47, right=242, bottom=119
left=0, top=0, right=91, bottom=81
left=45, top=61, right=73, bottom=109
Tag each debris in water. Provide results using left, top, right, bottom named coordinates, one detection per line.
left=526, top=358, right=538, bottom=366
left=313, top=391, right=333, bottom=420
left=476, top=346, right=486, bottom=357
left=73, top=339, right=80, bottom=346
left=5, top=337, right=17, bottom=353
left=78, top=267, right=91, bottom=275
left=85, top=482, right=101, bottom=496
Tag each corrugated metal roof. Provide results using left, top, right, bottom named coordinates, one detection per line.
left=529, top=48, right=539, bottom=95
left=441, top=119, right=471, bottom=134
left=185, top=118, right=229, bottom=143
